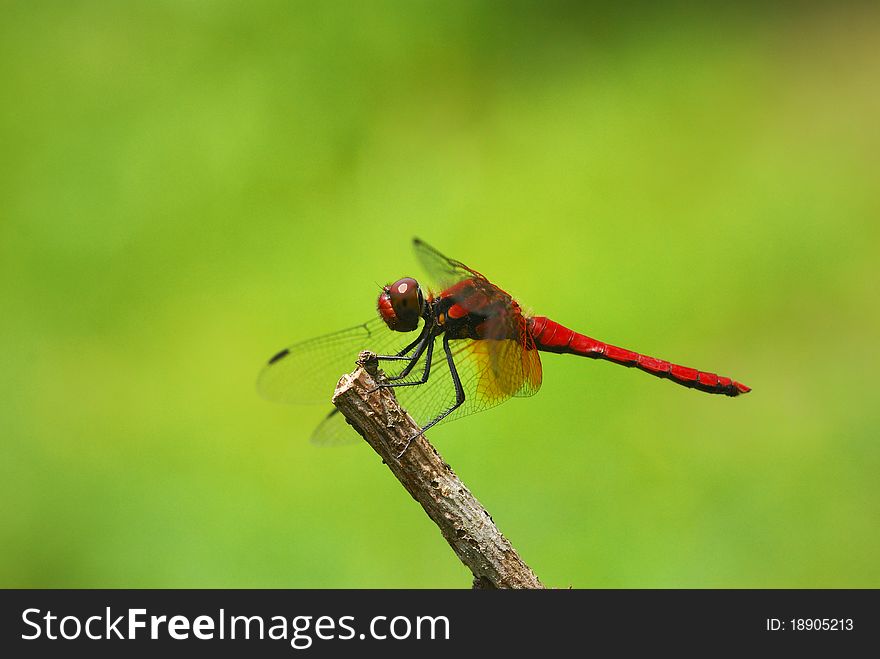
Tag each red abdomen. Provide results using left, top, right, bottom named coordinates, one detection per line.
left=527, top=316, right=750, bottom=397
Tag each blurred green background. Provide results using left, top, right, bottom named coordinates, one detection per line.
left=2, top=1, right=878, bottom=588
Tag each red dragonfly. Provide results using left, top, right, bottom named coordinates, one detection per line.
left=259, top=239, right=750, bottom=453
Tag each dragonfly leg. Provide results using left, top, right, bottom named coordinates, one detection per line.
left=371, top=336, right=423, bottom=364
left=374, top=319, right=429, bottom=360
left=377, top=334, right=434, bottom=388
left=396, top=334, right=465, bottom=460
left=376, top=321, right=434, bottom=382
left=393, top=327, right=429, bottom=358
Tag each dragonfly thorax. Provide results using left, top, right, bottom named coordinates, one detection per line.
left=378, top=277, right=424, bottom=332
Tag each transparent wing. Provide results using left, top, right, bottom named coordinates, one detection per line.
left=257, top=316, right=418, bottom=405
left=412, top=237, right=488, bottom=292
left=309, top=408, right=360, bottom=447
left=259, top=316, right=436, bottom=446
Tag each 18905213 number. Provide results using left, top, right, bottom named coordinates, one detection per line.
left=790, top=619, right=854, bottom=631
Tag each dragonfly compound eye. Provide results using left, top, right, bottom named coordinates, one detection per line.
left=378, top=277, right=422, bottom=332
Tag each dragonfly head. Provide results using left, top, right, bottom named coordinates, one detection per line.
left=378, top=277, right=424, bottom=332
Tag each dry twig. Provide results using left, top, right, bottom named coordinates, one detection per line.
left=332, top=353, right=544, bottom=589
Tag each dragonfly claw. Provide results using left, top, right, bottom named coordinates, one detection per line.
left=395, top=431, right=423, bottom=460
